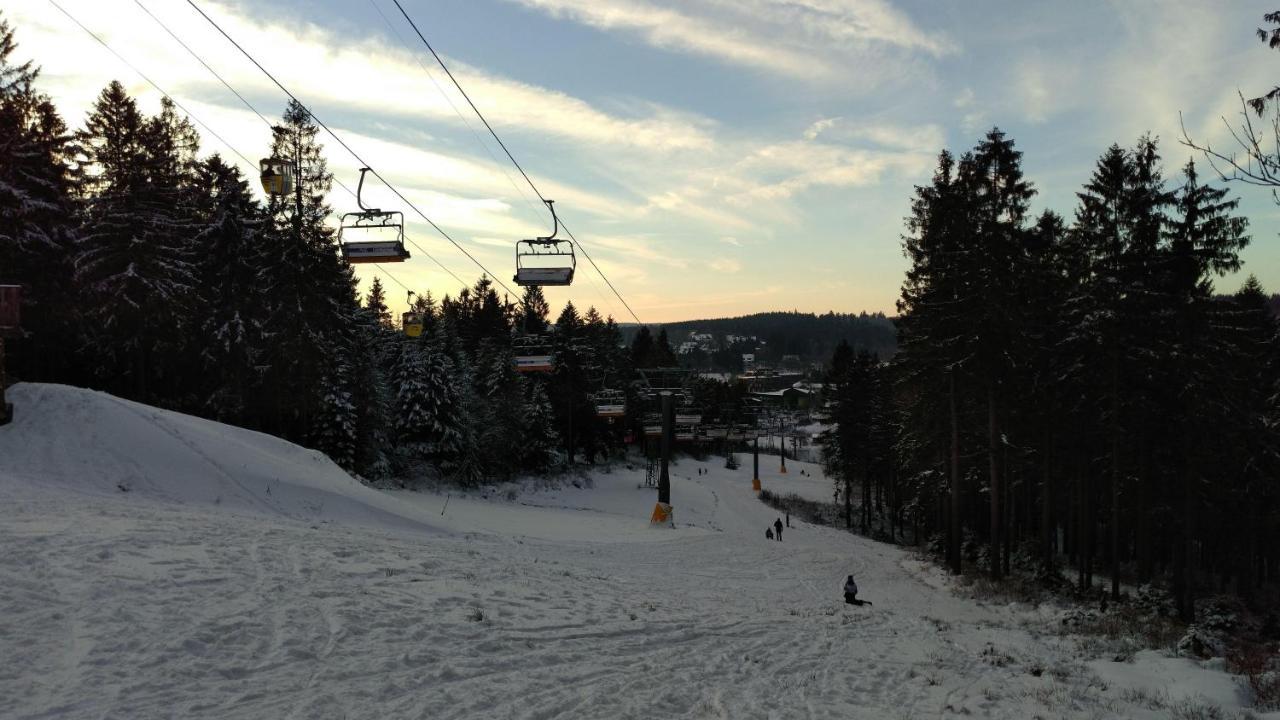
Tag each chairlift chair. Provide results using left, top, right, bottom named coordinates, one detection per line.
left=402, top=312, right=424, bottom=338
left=402, top=291, right=424, bottom=338
left=513, top=335, right=554, bottom=373
left=258, top=157, right=294, bottom=197
left=514, top=200, right=575, bottom=287
left=643, top=411, right=663, bottom=438
left=340, top=168, right=410, bottom=264
left=594, top=389, right=626, bottom=419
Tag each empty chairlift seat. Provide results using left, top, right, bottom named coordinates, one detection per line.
left=514, top=238, right=575, bottom=286
left=513, top=199, right=575, bottom=287
left=513, top=336, right=554, bottom=373
left=339, top=167, right=410, bottom=264
left=594, top=390, right=626, bottom=419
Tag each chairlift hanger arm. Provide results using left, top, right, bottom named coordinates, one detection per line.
left=356, top=167, right=379, bottom=213
left=541, top=199, right=559, bottom=241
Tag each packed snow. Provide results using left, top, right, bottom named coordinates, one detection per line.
left=0, top=383, right=1272, bottom=719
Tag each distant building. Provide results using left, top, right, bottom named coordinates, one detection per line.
left=751, top=385, right=816, bottom=412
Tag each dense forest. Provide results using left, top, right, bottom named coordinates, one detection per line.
left=0, top=15, right=705, bottom=484
left=820, top=125, right=1280, bottom=621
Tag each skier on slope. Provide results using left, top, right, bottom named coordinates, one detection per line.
left=774, top=517, right=783, bottom=541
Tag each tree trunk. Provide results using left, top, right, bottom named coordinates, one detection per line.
left=1041, top=427, right=1054, bottom=568
left=1109, top=355, right=1121, bottom=601
left=988, top=382, right=1001, bottom=580
left=1136, top=436, right=1152, bottom=583
left=948, top=369, right=962, bottom=574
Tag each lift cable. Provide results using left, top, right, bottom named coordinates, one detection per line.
left=59, top=0, right=472, bottom=296
left=365, top=0, right=622, bottom=321
left=48, top=0, right=258, bottom=173
left=184, top=0, right=521, bottom=302
left=130, top=0, right=470, bottom=294
left=388, top=0, right=643, bottom=325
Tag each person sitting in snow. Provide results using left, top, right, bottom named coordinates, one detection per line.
left=766, top=527, right=774, bottom=540
left=839, top=573, right=860, bottom=602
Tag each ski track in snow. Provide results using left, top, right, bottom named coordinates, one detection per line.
left=0, top=384, right=1268, bottom=719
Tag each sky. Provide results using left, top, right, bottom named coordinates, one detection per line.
left=7, top=0, right=1280, bottom=323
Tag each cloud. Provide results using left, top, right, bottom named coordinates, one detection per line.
left=16, top=1, right=714, bottom=154
left=720, top=140, right=934, bottom=205
left=504, top=0, right=952, bottom=81
left=710, top=258, right=742, bottom=273
left=804, top=117, right=840, bottom=141
left=803, top=117, right=944, bottom=150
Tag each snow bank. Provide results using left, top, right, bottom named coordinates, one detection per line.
left=0, top=383, right=437, bottom=533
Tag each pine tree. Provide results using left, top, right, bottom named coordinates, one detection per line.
left=0, top=14, right=80, bottom=382
left=366, top=277, right=390, bottom=328
left=190, top=154, right=266, bottom=424
left=895, top=149, right=971, bottom=574
left=522, top=381, right=561, bottom=471
left=630, top=326, right=655, bottom=368
left=74, top=82, right=196, bottom=400
left=255, top=99, right=356, bottom=439
left=518, top=285, right=550, bottom=335
left=312, top=355, right=357, bottom=471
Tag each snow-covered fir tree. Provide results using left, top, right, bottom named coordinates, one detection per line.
left=74, top=83, right=196, bottom=400
left=311, top=355, right=357, bottom=471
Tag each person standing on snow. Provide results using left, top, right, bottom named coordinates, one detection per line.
left=774, top=517, right=783, bottom=541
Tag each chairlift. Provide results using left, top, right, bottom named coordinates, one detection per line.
left=402, top=291, right=424, bottom=338
left=594, top=389, right=626, bottom=419
left=513, top=334, right=554, bottom=373
left=258, top=157, right=294, bottom=197
left=340, top=168, right=409, bottom=264
left=514, top=199, right=575, bottom=287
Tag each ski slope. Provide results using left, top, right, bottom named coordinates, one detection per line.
left=0, top=383, right=1269, bottom=719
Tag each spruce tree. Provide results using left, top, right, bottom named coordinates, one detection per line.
left=190, top=155, right=266, bottom=424
left=256, top=99, right=356, bottom=439
left=75, top=82, right=196, bottom=400
left=0, top=14, right=80, bottom=382
left=365, top=277, right=391, bottom=328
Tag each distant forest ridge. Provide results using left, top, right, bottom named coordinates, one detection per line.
left=622, top=311, right=897, bottom=366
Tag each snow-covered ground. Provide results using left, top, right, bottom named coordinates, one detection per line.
left=1, top=383, right=1271, bottom=719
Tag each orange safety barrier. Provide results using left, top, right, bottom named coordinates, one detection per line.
left=650, top=501, right=673, bottom=527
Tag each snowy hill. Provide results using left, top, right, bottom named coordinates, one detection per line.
left=0, top=383, right=437, bottom=533
left=0, top=384, right=1271, bottom=719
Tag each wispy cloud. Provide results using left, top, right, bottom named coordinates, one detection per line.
left=504, top=0, right=952, bottom=81
left=803, top=117, right=944, bottom=150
